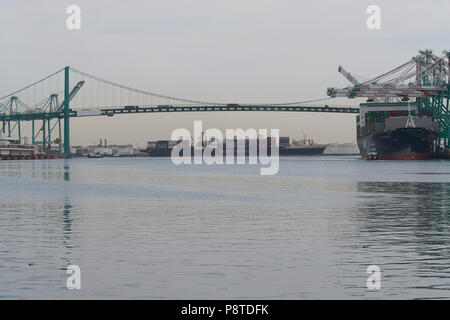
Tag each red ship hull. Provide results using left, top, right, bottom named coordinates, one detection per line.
left=361, top=153, right=431, bottom=160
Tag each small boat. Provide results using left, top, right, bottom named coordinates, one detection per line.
left=367, top=143, right=378, bottom=160
left=87, top=152, right=103, bottom=159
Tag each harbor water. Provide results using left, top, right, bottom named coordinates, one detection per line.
left=0, top=157, right=449, bottom=299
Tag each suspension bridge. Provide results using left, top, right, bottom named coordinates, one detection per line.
left=1, top=49, right=448, bottom=155
left=0, top=67, right=361, bottom=154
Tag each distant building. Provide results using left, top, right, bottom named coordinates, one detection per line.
left=74, top=144, right=135, bottom=157
left=111, top=145, right=134, bottom=156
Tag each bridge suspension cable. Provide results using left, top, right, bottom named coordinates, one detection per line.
left=0, top=68, right=66, bottom=101
left=69, top=67, right=228, bottom=106
left=69, top=67, right=358, bottom=108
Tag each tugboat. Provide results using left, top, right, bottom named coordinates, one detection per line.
left=87, top=152, right=104, bottom=158
left=367, top=143, right=378, bottom=160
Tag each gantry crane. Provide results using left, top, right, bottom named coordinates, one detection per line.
left=328, top=49, right=450, bottom=150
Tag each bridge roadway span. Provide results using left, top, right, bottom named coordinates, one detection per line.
left=0, top=105, right=359, bottom=121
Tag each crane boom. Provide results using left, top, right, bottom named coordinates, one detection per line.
left=328, top=85, right=446, bottom=98
left=58, top=81, right=85, bottom=110
left=338, top=66, right=360, bottom=86
left=328, top=50, right=449, bottom=100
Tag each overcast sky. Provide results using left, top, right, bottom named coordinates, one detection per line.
left=1, top=0, right=449, bottom=146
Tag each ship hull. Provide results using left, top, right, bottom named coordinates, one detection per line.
left=148, top=146, right=326, bottom=157
left=279, top=146, right=325, bottom=156
left=357, top=128, right=435, bottom=160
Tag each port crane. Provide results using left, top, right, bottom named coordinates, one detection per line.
left=328, top=49, right=450, bottom=151
left=328, top=50, right=449, bottom=100
left=338, top=66, right=361, bottom=86
left=0, top=81, right=86, bottom=152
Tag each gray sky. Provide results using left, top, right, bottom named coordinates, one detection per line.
left=1, top=0, right=449, bottom=146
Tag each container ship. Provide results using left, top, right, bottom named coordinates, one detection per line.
left=328, top=49, right=449, bottom=160
left=357, top=102, right=439, bottom=160
left=146, top=136, right=326, bottom=157
left=278, top=137, right=326, bottom=156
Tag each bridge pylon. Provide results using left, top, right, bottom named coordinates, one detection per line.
left=64, top=66, right=70, bottom=154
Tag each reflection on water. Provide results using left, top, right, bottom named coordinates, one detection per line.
left=62, top=197, right=73, bottom=265
left=354, top=182, right=450, bottom=298
left=0, top=157, right=448, bottom=299
left=64, top=162, right=71, bottom=182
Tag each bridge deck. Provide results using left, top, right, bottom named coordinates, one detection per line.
left=0, top=105, right=359, bottom=122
